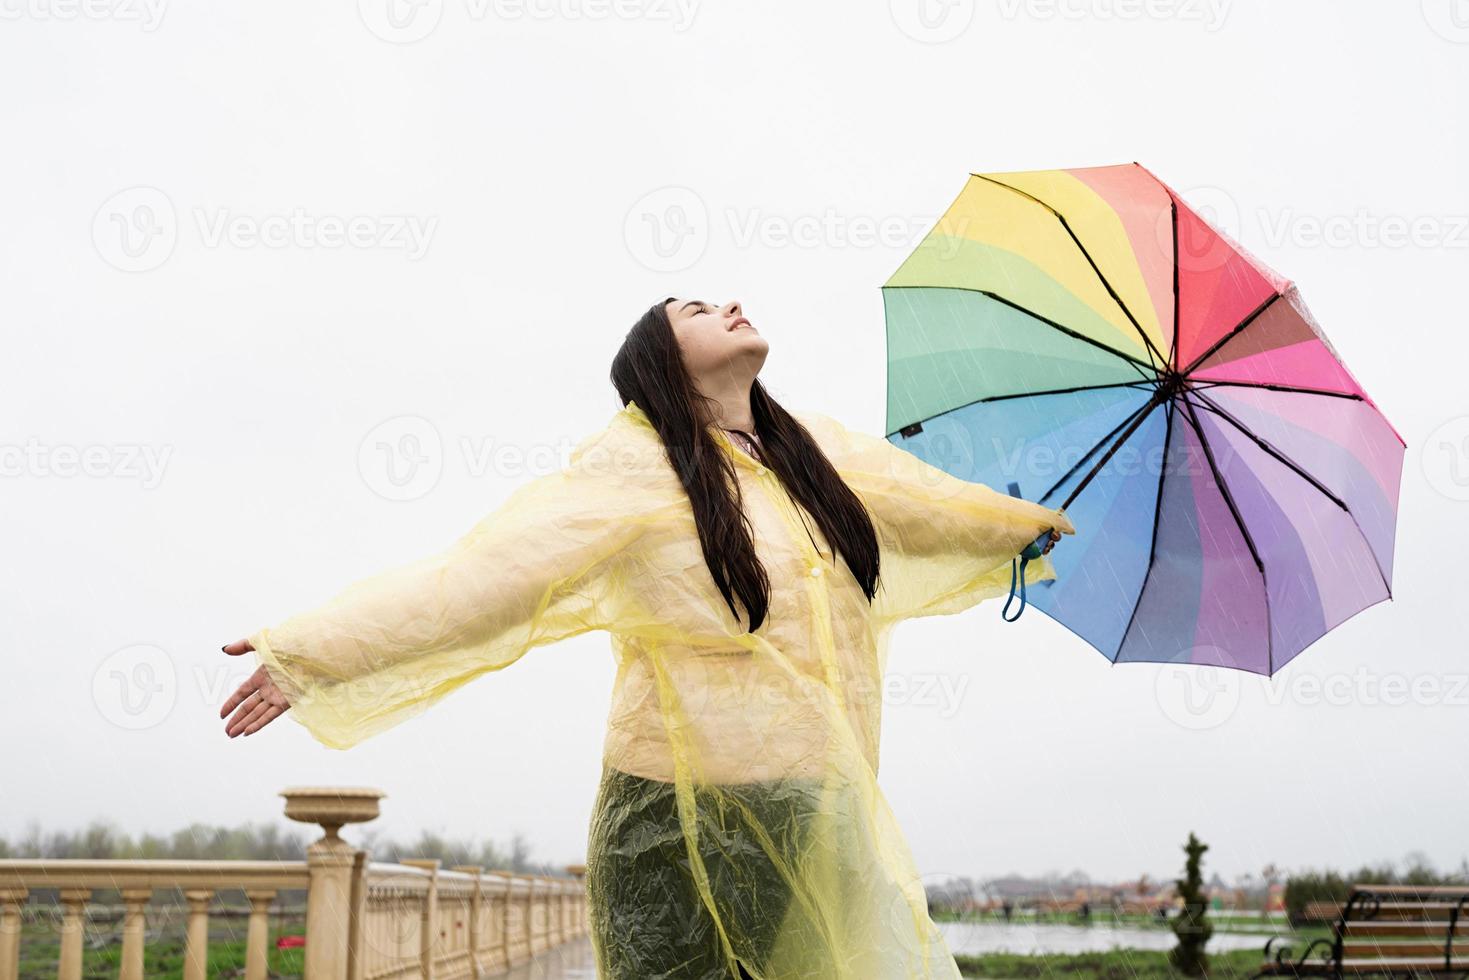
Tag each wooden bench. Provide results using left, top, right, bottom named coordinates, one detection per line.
left=1254, top=883, right=1469, bottom=977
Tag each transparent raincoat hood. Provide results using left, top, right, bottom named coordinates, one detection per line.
left=249, top=400, right=1075, bottom=979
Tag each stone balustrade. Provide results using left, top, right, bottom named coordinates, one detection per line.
left=0, top=787, right=589, bottom=979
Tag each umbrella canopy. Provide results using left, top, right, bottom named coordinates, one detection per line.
left=882, top=162, right=1405, bottom=676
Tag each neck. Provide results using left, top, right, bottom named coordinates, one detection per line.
left=699, top=374, right=757, bottom=433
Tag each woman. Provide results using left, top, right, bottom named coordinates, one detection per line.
left=219, top=297, right=1074, bottom=979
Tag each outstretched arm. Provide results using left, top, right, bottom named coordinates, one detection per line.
left=797, top=411, right=1075, bottom=624
left=219, top=426, right=663, bottom=749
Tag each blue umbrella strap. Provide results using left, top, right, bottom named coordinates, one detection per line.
left=1001, top=529, right=1053, bottom=622
left=1002, top=481, right=1053, bottom=623
left=1002, top=555, right=1029, bottom=622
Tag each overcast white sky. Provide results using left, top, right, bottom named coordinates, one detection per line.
left=2, top=0, right=1466, bottom=887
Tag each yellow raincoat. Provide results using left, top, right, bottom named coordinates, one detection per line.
left=248, top=399, right=1075, bottom=979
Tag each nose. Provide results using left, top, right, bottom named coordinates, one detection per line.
left=723, top=300, right=742, bottom=318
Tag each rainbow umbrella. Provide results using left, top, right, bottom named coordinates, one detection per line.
left=882, top=162, right=1405, bottom=676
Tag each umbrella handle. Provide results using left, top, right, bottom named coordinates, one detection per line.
left=1002, top=482, right=1053, bottom=623
left=1001, top=528, right=1053, bottom=622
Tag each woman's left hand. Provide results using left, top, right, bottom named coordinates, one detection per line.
left=1041, top=528, right=1062, bottom=556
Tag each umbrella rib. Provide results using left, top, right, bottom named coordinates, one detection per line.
left=978, top=380, right=1156, bottom=404
left=974, top=174, right=1170, bottom=374
left=1179, top=292, right=1281, bottom=377
left=892, top=381, right=1158, bottom=439
left=1042, top=390, right=1164, bottom=511
left=1190, top=380, right=1366, bottom=402
left=1176, top=396, right=1273, bottom=675
left=1188, top=391, right=1349, bottom=511
left=1170, top=197, right=1180, bottom=371
left=1189, top=389, right=1392, bottom=598
left=883, top=284, right=1157, bottom=380
left=1115, top=399, right=1176, bottom=666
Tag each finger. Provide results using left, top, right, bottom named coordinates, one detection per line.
left=221, top=638, right=255, bottom=656
left=219, top=677, right=259, bottom=718
left=224, top=691, right=263, bottom=735
left=244, top=703, right=286, bottom=736
left=234, top=697, right=275, bottom=737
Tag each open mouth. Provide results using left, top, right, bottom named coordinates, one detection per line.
left=729, top=317, right=752, bottom=331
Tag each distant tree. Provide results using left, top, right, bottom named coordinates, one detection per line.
left=1169, top=832, right=1214, bottom=977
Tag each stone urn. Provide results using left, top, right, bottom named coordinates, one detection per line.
left=280, top=786, right=386, bottom=841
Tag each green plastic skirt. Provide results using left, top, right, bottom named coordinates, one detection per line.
left=586, top=764, right=824, bottom=979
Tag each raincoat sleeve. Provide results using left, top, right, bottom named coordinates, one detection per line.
left=798, top=411, right=1076, bottom=625
left=246, top=424, right=652, bottom=750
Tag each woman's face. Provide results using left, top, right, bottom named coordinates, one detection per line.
left=666, top=297, right=769, bottom=380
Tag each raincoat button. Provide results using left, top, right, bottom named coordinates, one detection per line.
left=809, top=565, right=823, bottom=578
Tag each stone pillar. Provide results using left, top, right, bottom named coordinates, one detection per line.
left=244, top=888, right=277, bottom=980
left=118, top=887, right=153, bottom=980
left=0, top=888, right=28, bottom=980
left=281, top=786, right=384, bottom=980
left=57, top=887, right=91, bottom=980
left=400, top=859, right=440, bottom=980
left=450, top=865, right=483, bottom=977
left=566, top=864, right=587, bottom=937
left=182, top=888, right=214, bottom=980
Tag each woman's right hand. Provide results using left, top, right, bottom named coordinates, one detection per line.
left=219, top=639, right=292, bottom=738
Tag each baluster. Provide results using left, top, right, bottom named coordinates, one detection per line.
left=400, top=859, right=439, bottom=980
left=182, top=889, right=213, bottom=980
left=57, top=887, right=91, bottom=980
left=118, top=887, right=152, bottom=980
left=0, top=888, right=27, bottom=980
left=244, top=889, right=276, bottom=980
left=450, top=865, right=483, bottom=976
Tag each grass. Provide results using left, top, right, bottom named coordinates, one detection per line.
left=955, top=946, right=1273, bottom=979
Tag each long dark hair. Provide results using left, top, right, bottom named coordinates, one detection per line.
left=610, top=297, right=881, bottom=632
